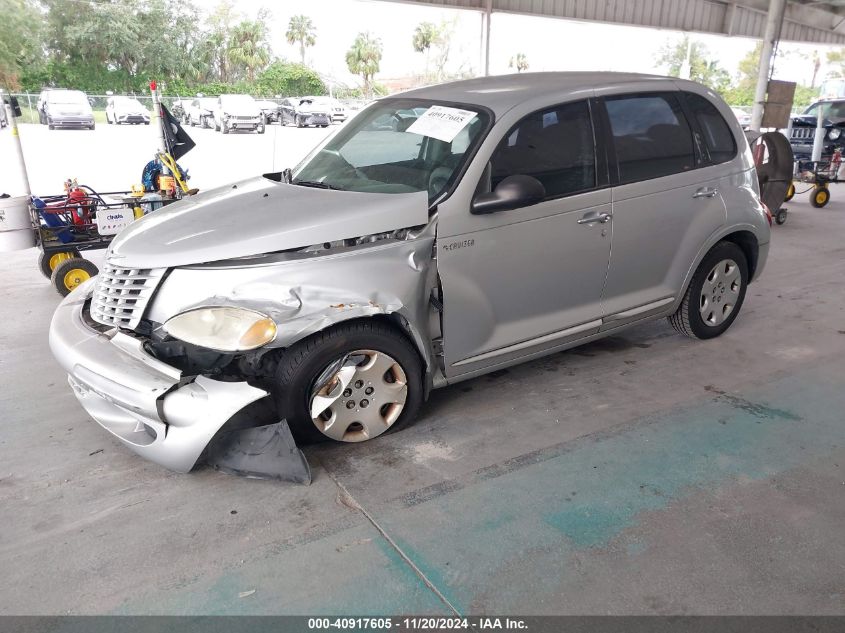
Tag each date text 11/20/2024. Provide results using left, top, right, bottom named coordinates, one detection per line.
left=307, top=618, right=528, bottom=630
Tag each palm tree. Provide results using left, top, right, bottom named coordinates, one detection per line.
left=346, top=32, right=382, bottom=100
left=228, top=20, right=270, bottom=82
left=412, top=21, right=439, bottom=77
left=509, top=53, right=529, bottom=73
left=286, top=14, right=316, bottom=66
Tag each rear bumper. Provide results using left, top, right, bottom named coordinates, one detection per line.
left=49, top=281, right=268, bottom=472
left=753, top=241, right=770, bottom=282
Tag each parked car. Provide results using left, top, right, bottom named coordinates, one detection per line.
left=170, top=99, right=190, bottom=123
left=186, top=97, right=218, bottom=128
left=37, top=89, right=95, bottom=130
left=0, top=96, right=7, bottom=128
left=49, top=72, right=770, bottom=473
left=306, top=96, right=347, bottom=123
left=729, top=107, right=751, bottom=130
left=787, top=99, right=845, bottom=160
left=255, top=99, right=281, bottom=123
left=105, top=96, right=150, bottom=125
left=280, top=97, right=332, bottom=127
left=214, top=94, right=265, bottom=134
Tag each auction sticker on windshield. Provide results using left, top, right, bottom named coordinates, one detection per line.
left=406, top=105, right=477, bottom=142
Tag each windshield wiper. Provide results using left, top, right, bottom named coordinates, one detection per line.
left=292, top=179, right=345, bottom=191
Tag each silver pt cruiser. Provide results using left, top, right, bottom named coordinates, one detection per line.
left=50, top=73, right=770, bottom=474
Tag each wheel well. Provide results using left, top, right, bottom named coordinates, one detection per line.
left=721, top=231, right=759, bottom=280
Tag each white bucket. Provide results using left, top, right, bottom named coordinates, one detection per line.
left=0, top=195, right=35, bottom=251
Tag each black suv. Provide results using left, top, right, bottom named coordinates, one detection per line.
left=788, top=99, right=845, bottom=160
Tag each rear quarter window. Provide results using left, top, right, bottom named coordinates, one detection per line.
left=684, top=92, right=736, bottom=164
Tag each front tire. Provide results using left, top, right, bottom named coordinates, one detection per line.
left=668, top=241, right=749, bottom=340
left=51, top=257, right=98, bottom=297
left=274, top=321, right=423, bottom=444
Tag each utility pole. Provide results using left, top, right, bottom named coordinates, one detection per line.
left=750, top=0, right=787, bottom=131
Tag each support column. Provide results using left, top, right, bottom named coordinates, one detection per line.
left=484, top=0, right=492, bottom=76
left=750, top=0, right=787, bottom=131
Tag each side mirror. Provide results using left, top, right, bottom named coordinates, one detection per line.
left=471, top=175, right=546, bottom=215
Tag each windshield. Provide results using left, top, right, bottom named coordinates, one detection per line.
left=293, top=99, right=489, bottom=200
left=803, top=101, right=845, bottom=119
left=116, top=97, right=143, bottom=108
left=199, top=98, right=217, bottom=109
left=221, top=94, right=255, bottom=106
left=50, top=91, right=88, bottom=105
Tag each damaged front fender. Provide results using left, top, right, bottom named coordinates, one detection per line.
left=146, top=231, right=438, bottom=373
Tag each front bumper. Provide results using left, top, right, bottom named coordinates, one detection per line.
left=302, top=113, right=331, bottom=126
left=118, top=115, right=149, bottom=124
left=52, top=117, right=94, bottom=128
left=227, top=117, right=261, bottom=129
left=49, top=282, right=268, bottom=472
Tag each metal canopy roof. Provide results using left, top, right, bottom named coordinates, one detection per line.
left=384, top=0, right=845, bottom=45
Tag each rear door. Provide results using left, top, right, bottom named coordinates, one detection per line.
left=596, top=91, right=727, bottom=324
left=438, top=99, right=613, bottom=375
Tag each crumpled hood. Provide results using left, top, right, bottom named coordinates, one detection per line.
left=108, top=177, right=429, bottom=269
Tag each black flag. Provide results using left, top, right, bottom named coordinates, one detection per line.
left=160, top=103, right=195, bottom=161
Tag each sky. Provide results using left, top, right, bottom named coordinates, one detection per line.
left=192, top=0, right=843, bottom=91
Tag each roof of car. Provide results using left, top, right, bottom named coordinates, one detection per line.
left=395, top=72, right=676, bottom=115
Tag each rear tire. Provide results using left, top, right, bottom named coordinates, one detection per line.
left=668, top=241, right=749, bottom=340
left=38, top=249, right=81, bottom=279
left=810, top=186, right=830, bottom=208
left=274, top=320, right=423, bottom=444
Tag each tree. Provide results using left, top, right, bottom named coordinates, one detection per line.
left=346, top=32, right=382, bottom=100
left=0, top=0, right=42, bottom=89
left=431, top=18, right=455, bottom=81
left=286, top=15, right=317, bottom=66
left=509, top=53, right=529, bottom=73
left=412, top=21, right=439, bottom=77
left=228, top=16, right=271, bottom=82
left=655, top=35, right=730, bottom=92
left=256, top=61, right=326, bottom=96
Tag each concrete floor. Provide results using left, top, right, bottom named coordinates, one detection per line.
left=1, top=194, right=844, bottom=615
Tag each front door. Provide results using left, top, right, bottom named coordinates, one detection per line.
left=438, top=100, right=613, bottom=376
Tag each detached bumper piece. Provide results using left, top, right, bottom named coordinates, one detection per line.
left=49, top=286, right=280, bottom=476
left=207, top=420, right=312, bottom=484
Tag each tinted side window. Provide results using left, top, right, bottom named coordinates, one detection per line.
left=605, top=93, right=694, bottom=183
left=490, top=100, right=596, bottom=198
left=684, top=93, right=736, bottom=164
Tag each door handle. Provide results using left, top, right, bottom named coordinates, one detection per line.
left=693, top=187, right=718, bottom=199
left=578, top=212, right=612, bottom=225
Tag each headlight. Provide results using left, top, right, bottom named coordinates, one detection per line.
left=162, top=307, right=277, bottom=352
left=829, top=128, right=841, bottom=140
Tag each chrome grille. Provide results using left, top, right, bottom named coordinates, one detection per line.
left=790, top=127, right=816, bottom=140
left=90, top=263, right=166, bottom=330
